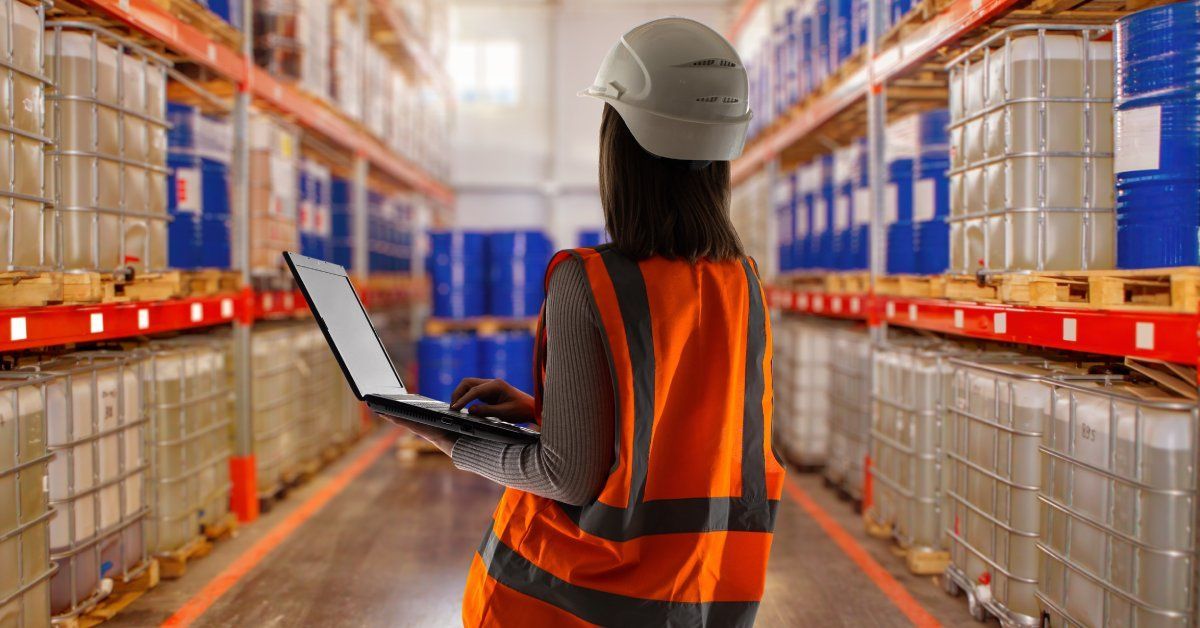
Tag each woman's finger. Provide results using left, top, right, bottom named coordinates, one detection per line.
left=450, top=377, right=488, bottom=404
left=450, top=379, right=503, bottom=410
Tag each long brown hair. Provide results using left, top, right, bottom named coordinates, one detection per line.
left=598, top=104, right=745, bottom=262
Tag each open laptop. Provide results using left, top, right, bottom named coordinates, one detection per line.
left=284, top=252, right=539, bottom=445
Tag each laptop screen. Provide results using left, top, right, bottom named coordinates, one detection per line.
left=291, top=260, right=404, bottom=397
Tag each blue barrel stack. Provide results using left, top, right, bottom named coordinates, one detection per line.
left=479, top=332, right=536, bottom=396
left=488, top=231, right=553, bottom=318
left=166, top=102, right=231, bottom=269
left=417, top=334, right=480, bottom=402
left=577, top=229, right=609, bottom=248
left=428, top=231, right=487, bottom=319
left=298, top=160, right=333, bottom=262
left=914, top=109, right=951, bottom=275
left=1115, top=0, right=1200, bottom=268
left=330, top=176, right=354, bottom=269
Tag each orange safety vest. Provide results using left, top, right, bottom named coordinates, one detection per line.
left=462, top=245, right=786, bottom=627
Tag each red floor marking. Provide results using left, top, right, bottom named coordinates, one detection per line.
left=162, top=428, right=403, bottom=627
left=783, top=478, right=942, bottom=628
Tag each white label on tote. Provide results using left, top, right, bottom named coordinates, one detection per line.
left=913, top=179, right=936, bottom=222
left=885, top=183, right=899, bottom=225
left=174, top=167, right=202, bottom=214
left=853, top=188, right=871, bottom=226
left=834, top=195, right=850, bottom=231
left=1115, top=106, right=1161, bottom=173
left=813, top=200, right=828, bottom=234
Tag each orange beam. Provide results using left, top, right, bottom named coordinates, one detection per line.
left=728, top=0, right=763, bottom=43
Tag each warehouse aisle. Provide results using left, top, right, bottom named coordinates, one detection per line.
left=110, top=429, right=973, bottom=627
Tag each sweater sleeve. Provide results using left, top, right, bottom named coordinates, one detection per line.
left=449, top=257, right=615, bottom=506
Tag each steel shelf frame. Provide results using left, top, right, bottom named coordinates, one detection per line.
left=73, top=0, right=453, bottom=205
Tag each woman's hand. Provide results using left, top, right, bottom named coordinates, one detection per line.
left=450, top=378, right=535, bottom=422
left=382, top=415, right=458, bottom=456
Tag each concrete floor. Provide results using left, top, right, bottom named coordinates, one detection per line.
left=111, top=429, right=979, bottom=627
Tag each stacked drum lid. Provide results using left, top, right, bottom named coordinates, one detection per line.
left=773, top=315, right=835, bottom=468
left=1037, top=376, right=1199, bottom=627
left=0, top=0, right=53, bottom=272
left=824, top=324, right=871, bottom=500
left=45, top=23, right=170, bottom=273
left=1114, top=1, right=1200, bottom=268
left=0, top=372, right=55, bottom=627
left=143, top=337, right=233, bottom=556
left=38, top=351, right=150, bottom=619
left=947, top=24, right=1115, bottom=274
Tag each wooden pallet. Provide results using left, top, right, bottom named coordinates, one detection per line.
left=60, top=560, right=160, bottom=628
left=824, top=272, right=871, bottom=294
left=258, top=481, right=289, bottom=515
left=103, top=271, right=188, bottom=303
left=185, top=270, right=242, bottom=297
left=862, top=511, right=895, bottom=540
left=425, top=317, right=538, bottom=335
left=901, top=546, right=951, bottom=576
left=875, top=274, right=948, bottom=298
left=202, top=512, right=239, bottom=542
left=1005, top=268, right=1200, bottom=313
left=158, top=535, right=214, bottom=580
left=148, top=0, right=242, bottom=51
left=0, top=272, right=64, bottom=307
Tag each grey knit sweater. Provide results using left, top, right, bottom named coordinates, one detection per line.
left=449, top=258, right=615, bottom=506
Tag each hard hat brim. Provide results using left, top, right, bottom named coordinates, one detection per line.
left=580, top=90, right=750, bottom=162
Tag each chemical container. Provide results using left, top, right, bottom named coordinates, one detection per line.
left=833, top=145, right=858, bottom=270
left=249, top=114, right=299, bottom=271
left=297, top=0, right=330, bottom=100
left=915, top=109, right=950, bottom=275
left=850, top=137, right=871, bottom=270
left=428, top=232, right=486, bottom=319
left=942, top=355, right=1093, bottom=626
left=292, top=326, right=340, bottom=471
left=330, top=176, right=353, bottom=269
left=774, top=316, right=834, bottom=467
left=206, top=0, right=243, bottom=30
left=794, top=162, right=815, bottom=269
left=890, top=0, right=912, bottom=27
left=487, top=231, right=551, bottom=318
left=800, top=7, right=814, bottom=100
left=868, top=337, right=988, bottom=569
left=0, top=0, right=53, bottom=272
left=143, top=337, right=232, bottom=556
left=886, top=115, right=918, bottom=274
left=777, top=172, right=797, bottom=272
left=479, top=332, right=535, bottom=397
left=815, top=0, right=832, bottom=87
left=418, top=334, right=480, bottom=403
left=947, top=26, right=1114, bottom=273
left=253, top=0, right=300, bottom=82
left=814, top=156, right=835, bottom=269
left=825, top=324, right=870, bottom=500
left=0, top=373, right=54, bottom=628
left=39, top=351, right=150, bottom=619
left=166, top=103, right=232, bottom=270
left=1114, top=2, right=1200, bottom=268
left=834, top=0, right=854, bottom=65
left=1037, top=377, right=1199, bottom=628
left=298, top=159, right=332, bottom=262
left=332, top=8, right=363, bottom=121
left=578, top=230, right=608, bottom=248
left=249, top=324, right=298, bottom=495
left=45, top=24, right=170, bottom=273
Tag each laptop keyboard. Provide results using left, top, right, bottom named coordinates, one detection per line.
left=381, top=394, right=508, bottom=425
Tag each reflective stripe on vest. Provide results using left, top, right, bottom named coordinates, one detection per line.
left=463, top=246, right=786, bottom=627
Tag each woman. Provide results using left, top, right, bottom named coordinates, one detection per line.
left=400, top=17, right=786, bottom=627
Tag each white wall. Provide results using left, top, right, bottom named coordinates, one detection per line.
left=450, top=0, right=731, bottom=249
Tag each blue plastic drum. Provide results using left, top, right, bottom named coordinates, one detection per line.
left=488, top=231, right=552, bottom=318
left=886, top=158, right=916, bottom=273
left=429, top=232, right=487, bottom=319
left=418, top=334, right=480, bottom=403
left=479, top=332, right=536, bottom=397
left=1115, top=1, right=1200, bottom=268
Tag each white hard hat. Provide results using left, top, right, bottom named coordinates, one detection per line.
left=579, top=17, right=752, bottom=162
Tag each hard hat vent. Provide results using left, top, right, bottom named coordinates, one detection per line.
left=688, top=58, right=737, bottom=68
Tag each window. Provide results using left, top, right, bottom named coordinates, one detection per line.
left=449, top=40, right=521, bottom=106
